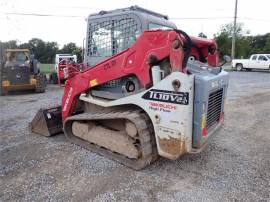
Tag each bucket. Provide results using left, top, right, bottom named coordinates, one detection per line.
left=29, top=106, right=63, bottom=136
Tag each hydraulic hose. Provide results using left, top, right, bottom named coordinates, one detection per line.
left=174, top=29, right=193, bottom=68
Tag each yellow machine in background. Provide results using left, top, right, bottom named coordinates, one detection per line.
left=0, top=49, right=46, bottom=95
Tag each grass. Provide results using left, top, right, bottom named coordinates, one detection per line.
left=38, top=63, right=55, bottom=74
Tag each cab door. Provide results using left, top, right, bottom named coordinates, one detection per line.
left=257, top=55, right=269, bottom=69
left=249, top=55, right=257, bottom=68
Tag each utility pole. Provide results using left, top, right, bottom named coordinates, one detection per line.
left=231, top=0, right=238, bottom=59
left=82, top=38, right=85, bottom=63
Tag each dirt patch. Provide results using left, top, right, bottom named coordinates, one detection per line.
left=158, top=136, right=186, bottom=157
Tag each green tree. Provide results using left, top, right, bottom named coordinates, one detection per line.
left=214, top=30, right=231, bottom=57
left=44, top=42, right=58, bottom=63
left=59, top=43, right=77, bottom=54
left=214, top=23, right=251, bottom=58
left=198, top=32, right=207, bottom=38
left=72, top=48, right=83, bottom=63
left=27, top=38, right=46, bottom=62
left=0, top=40, right=18, bottom=49
left=0, top=40, right=19, bottom=63
left=26, top=38, right=59, bottom=63
left=264, top=34, right=270, bottom=52
left=59, top=43, right=83, bottom=63
left=250, top=33, right=270, bottom=54
left=18, top=42, right=30, bottom=49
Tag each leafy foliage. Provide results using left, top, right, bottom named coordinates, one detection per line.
left=214, top=23, right=270, bottom=58
left=0, top=39, right=83, bottom=63
left=198, top=32, right=207, bottom=38
left=59, top=43, right=83, bottom=62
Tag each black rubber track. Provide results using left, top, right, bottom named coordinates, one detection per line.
left=35, top=73, right=47, bottom=93
left=64, top=109, right=158, bottom=170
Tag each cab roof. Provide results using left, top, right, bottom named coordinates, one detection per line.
left=89, top=5, right=168, bottom=20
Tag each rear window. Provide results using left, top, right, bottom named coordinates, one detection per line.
left=87, top=18, right=139, bottom=57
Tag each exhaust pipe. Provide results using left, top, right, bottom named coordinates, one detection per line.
left=29, top=106, right=63, bottom=136
left=151, top=65, right=164, bottom=85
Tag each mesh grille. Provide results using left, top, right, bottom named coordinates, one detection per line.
left=5, top=65, right=30, bottom=85
left=87, top=18, right=138, bottom=57
left=207, top=89, right=223, bottom=129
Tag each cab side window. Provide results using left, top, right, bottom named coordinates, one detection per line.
left=251, top=55, right=257, bottom=60
left=258, top=56, right=267, bottom=61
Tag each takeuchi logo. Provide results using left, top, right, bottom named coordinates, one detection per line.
left=63, top=87, right=73, bottom=112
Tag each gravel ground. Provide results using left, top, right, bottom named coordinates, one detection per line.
left=0, top=71, right=270, bottom=202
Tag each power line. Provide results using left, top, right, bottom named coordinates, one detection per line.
left=172, top=17, right=270, bottom=22
left=240, top=17, right=270, bottom=22
left=2, top=12, right=85, bottom=18
left=171, top=17, right=233, bottom=20
left=0, top=13, right=236, bottom=20
left=51, top=6, right=103, bottom=10
left=2, top=12, right=270, bottom=22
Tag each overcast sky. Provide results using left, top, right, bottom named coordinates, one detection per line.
left=0, top=0, right=269, bottom=47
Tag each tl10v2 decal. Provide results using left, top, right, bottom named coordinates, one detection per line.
left=142, top=89, right=189, bottom=105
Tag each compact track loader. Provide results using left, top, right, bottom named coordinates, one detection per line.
left=30, top=6, right=229, bottom=169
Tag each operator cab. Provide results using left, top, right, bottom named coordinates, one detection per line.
left=85, top=6, right=219, bottom=68
left=5, top=49, right=30, bottom=66
left=85, top=5, right=176, bottom=67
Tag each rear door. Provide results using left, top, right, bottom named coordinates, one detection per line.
left=248, top=55, right=257, bottom=68
left=257, top=55, right=269, bottom=69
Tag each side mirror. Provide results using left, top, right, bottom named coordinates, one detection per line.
left=218, top=55, right=232, bottom=72
left=223, top=55, right=232, bottom=63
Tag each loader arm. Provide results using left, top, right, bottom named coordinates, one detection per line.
left=61, top=30, right=187, bottom=121
left=190, top=37, right=219, bottom=67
